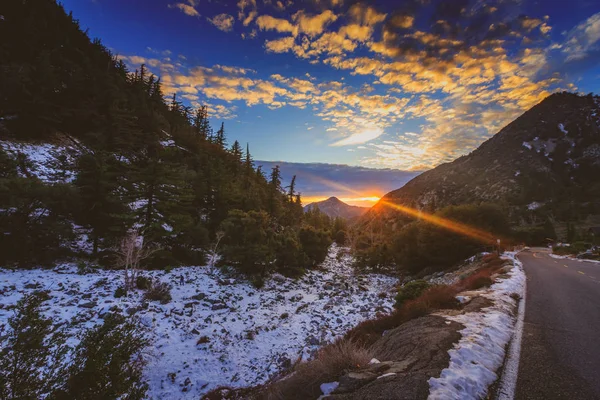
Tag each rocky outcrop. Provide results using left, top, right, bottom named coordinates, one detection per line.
left=327, top=315, right=463, bottom=400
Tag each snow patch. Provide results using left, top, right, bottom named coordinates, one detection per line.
left=527, top=202, right=541, bottom=210
left=428, top=253, right=525, bottom=400
left=522, top=142, right=532, bottom=150
left=558, top=123, right=568, bottom=135
left=0, top=245, right=396, bottom=398
left=320, top=381, right=339, bottom=396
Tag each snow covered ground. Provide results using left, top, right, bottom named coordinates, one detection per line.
left=0, top=245, right=396, bottom=398
left=428, top=252, right=526, bottom=400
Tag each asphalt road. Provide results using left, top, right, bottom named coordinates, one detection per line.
left=516, top=248, right=600, bottom=400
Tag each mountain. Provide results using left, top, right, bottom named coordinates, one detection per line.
left=369, top=92, right=600, bottom=237
left=304, top=197, right=369, bottom=219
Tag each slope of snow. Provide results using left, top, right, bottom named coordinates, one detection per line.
left=0, top=140, right=79, bottom=183
left=0, top=245, right=396, bottom=398
left=428, top=253, right=525, bottom=400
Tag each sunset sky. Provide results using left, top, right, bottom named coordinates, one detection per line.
left=61, top=0, right=600, bottom=204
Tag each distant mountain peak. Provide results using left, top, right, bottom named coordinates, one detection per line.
left=304, top=197, right=368, bottom=219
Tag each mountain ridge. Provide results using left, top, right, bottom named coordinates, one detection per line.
left=368, top=92, right=600, bottom=239
left=304, top=196, right=369, bottom=219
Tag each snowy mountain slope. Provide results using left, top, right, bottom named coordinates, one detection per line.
left=304, top=197, right=369, bottom=219
left=0, top=246, right=397, bottom=398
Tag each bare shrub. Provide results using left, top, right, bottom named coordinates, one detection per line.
left=144, top=280, right=172, bottom=304
left=115, top=230, right=159, bottom=290
left=265, top=339, right=371, bottom=400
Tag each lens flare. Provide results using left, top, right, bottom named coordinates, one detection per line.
left=378, top=200, right=500, bottom=244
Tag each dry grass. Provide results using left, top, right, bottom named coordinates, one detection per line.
left=263, top=339, right=371, bottom=400
left=459, top=270, right=494, bottom=290
left=344, top=284, right=460, bottom=347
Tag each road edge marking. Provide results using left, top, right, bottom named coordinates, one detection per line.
left=496, top=266, right=527, bottom=400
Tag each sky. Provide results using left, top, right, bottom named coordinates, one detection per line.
left=61, top=0, right=600, bottom=205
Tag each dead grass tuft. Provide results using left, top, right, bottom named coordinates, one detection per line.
left=264, top=339, right=371, bottom=400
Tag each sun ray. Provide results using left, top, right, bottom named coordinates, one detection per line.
left=378, top=200, right=500, bottom=244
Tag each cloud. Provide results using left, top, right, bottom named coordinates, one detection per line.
left=265, top=36, right=295, bottom=53
left=331, top=127, right=384, bottom=146
left=347, top=4, right=387, bottom=26
left=561, top=12, right=600, bottom=61
left=292, top=10, right=338, bottom=36
left=133, top=1, right=599, bottom=170
left=209, top=13, right=235, bottom=32
left=168, top=1, right=200, bottom=17
left=256, top=15, right=297, bottom=34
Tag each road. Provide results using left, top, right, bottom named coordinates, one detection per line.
left=515, top=248, right=600, bottom=400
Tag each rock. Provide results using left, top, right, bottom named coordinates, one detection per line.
left=335, top=371, right=378, bottom=393
left=307, top=335, right=320, bottom=346
left=126, top=307, right=138, bottom=316
left=78, top=301, right=97, bottom=309
left=336, top=318, right=343, bottom=324
left=211, top=303, right=227, bottom=311
left=328, top=315, right=464, bottom=400
left=81, top=293, right=92, bottom=299
left=290, top=294, right=303, bottom=302
left=191, top=293, right=206, bottom=301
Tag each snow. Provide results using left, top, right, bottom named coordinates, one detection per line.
left=0, top=140, right=79, bottom=183
left=428, top=253, right=526, bottom=400
left=522, top=142, right=532, bottom=150
left=527, top=202, right=541, bottom=210
left=0, top=245, right=396, bottom=398
left=558, top=123, right=568, bottom=135
left=320, top=381, right=339, bottom=396
left=514, top=170, right=520, bottom=177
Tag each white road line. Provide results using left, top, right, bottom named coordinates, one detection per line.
left=497, top=273, right=527, bottom=400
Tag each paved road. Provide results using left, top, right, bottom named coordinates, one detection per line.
left=516, top=248, right=600, bottom=400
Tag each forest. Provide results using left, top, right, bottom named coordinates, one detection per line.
left=0, top=0, right=347, bottom=279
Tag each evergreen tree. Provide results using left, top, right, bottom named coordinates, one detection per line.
left=192, top=106, right=210, bottom=140
left=215, top=122, right=227, bottom=149
left=73, top=151, right=130, bottom=256
left=230, top=140, right=243, bottom=162
left=0, top=292, right=69, bottom=399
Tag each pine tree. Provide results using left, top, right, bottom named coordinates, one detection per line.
left=230, top=140, right=243, bottom=162
left=192, top=106, right=210, bottom=140
left=215, top=122, right=227, bottom=149
left=73, top=151, right=130, bottom=256
left=287, top=175, right=297, bottom=202
left=245, top=143, right=253, bottom=172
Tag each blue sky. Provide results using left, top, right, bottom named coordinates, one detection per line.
left=61, top=0, right=600, bottom=203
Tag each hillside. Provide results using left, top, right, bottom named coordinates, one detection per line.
left=304, top=197, right=368, bottom=219
left=0, top=0, right=331, bottom=272
left=369, top=92, right=600, bottom=238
